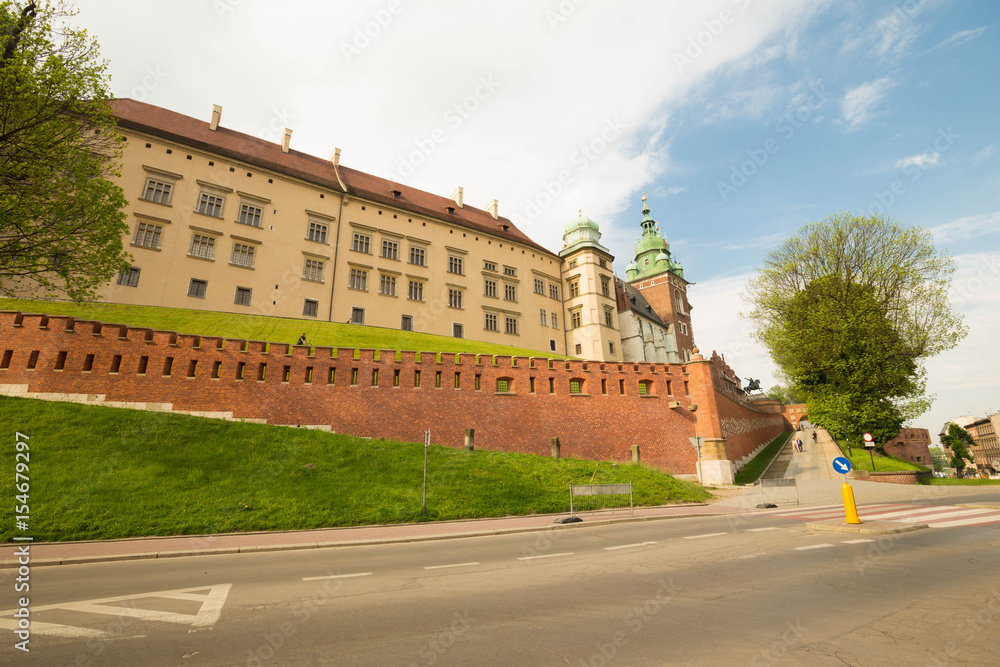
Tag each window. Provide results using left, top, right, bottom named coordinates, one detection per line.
left=448, top=255, right=464, bottom=275
left=484, top=278, right=497, bottom=298
left=231, top=243, right=255, bottom=268
left=503, top=266, right=516, bottom=277
left=534, top=278, right=545, bottom=294
left=571, top=311, right=582, bottom=329
left=134, top=222, right=162, bottom=249
left=401, top=315, right=413, bottom=331
left=550, top=340, right=557, bottom=352
left=551, top=312, right=558, bottom=329
left=604, top=309, right=614, bottom=327
left=453, top=323, right=463, bottom=338
left=569, top=259, right=578, bottom=268
left=198, top=193, right=224, bottom=217
left=505, top=316, right=518, bottom=335
left=599, top=258, right=607, bottom=268
left=349, top=268, right=368, bottom=291
left=484, top=260, right=497, bottom=272
left=187, top=278, right=207, bottom=299
left=539, top=309, right=547, bottom=326
left=570, top=379, right=584, bottom=394
left=601, top=277, right=611, bottom=297
left=549, top=284, right=559, bottom=300
left=485, top=313, right=498, bottom=331
left=639, top=380, right=651, bottom=395
left=238, top=203, right=262, bottom=227
left=409, top=246, right=426, bottom=266
left=234, top=286, right=252, bottom=306
left=379, top=274, right=396, bottom=296
left=117, top=267, right=140, bottom=287
left=351, top=307, right=365, bottom=324
left=303, top=299, right=319, bottom=317
left=408, top=280, right=423, bottom=301
left=352, top=232, right=371, bottom=254
left=304, top=259, right=324, bottom=282
left=448, top=289, right=463, bottom=309
left=575, top=343, right=582, bottom=355
left=609, top=341, right=615, bottom=355
left=189, top=234, right=215, bottom=259
left=381, top=239, right=399, bottom=260
left=569, top=281, right=580, bottom=298
left=680, top=322, right=688, bottom=335
left=497, top=377, right=512, bottom=392
left=142, top=179, right=172, bottom=204
left=307, top=221, right=328, bottom=243
left=504, top=284, right=516, bottom=302
left=675, top=288, right=684, bottom=313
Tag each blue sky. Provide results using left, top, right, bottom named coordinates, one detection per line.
left=71, top=0, right=999, bottom=444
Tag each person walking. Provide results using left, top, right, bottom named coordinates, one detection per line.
left=296, top=333, right=308, bottom=346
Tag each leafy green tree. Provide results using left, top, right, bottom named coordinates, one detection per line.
left=941, top=423, right=975, bottom=475
left=743, top=212, right=966, bottom=448
left=765, top=383, right=803, bottom=405
left=928, top=446, right=948, bottom=472
left=0, top=1, right=129, bottom=302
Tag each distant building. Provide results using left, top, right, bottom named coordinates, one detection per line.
left=966, top=413, right=1000, bottom=476
left=882, top=428, right=933, bottom=469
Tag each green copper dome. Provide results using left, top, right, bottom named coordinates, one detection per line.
left=628, top=193, right=685, bottom=282
left=564, top=212, right=600, bottom=235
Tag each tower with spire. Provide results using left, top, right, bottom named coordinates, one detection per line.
left=624, top=194, right=696, bottom=362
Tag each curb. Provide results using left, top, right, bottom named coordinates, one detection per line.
left=804, top=519, right=928, bottom=534
left=7, top=511, right=729, bottom=569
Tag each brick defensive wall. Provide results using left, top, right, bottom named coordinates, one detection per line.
left=0, top=311, right=787, bottom=476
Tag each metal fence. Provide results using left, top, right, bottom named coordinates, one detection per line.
left=757, top=477, right=799, bottom=507
left=569, top=483, right=634, bottom=518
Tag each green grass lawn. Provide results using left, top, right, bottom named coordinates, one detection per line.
left=0, top=396, right=712, bottom=542
left=733, top=431, right=793, bottom=485
left=0, top=298, right=570, bottom=360
left=833, top=440, right=928, bottom=473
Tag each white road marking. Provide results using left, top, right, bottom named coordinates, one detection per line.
left=604, top=541, right=657, bottom=551
left=683, top=532, right=727, bottom=540
left=746, top=527, right=780, bottom=532
left=302, top=572, right=373, bottom=581
left=737, top=553, right=767, bottom=559
left=794, top=544, right=834, bottom=551
left=0, top=584, right=232, bottom=636
left=424, top=562, right=480, bottom=570
left=928, top=513, right=1000, bottom=528
left=842, top=539, right=875, bottom=544
left=517, top=552, right=574, bottom=561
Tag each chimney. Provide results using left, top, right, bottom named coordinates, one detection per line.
left=485, top=199, right=499, bottom=220
left=329, top=147, right=341, bottom=166
left=451, top=186, right=464, bottom=208
left=210, top=104, right=222, bottom=131
left=281, top=128, right=293, bottom=153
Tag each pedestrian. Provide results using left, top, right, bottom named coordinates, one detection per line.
left=296, top=333, right=308, bottom=345
left=811, top=431, right=817, bottom=443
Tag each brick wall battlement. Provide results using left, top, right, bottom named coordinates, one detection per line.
left=0, top=311, right=788, bottom=476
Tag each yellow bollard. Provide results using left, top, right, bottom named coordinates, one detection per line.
left=842, top=483, right=861, bottom=524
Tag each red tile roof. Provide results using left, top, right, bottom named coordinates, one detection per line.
left=110, top=99, right=554, bottom=256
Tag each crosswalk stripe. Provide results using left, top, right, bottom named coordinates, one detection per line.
left=928, top=513, right=1000, bottom=528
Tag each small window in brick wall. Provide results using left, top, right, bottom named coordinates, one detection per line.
left=497, top=377, right=513, bottom=393
left=639, top=380, right=653, bottom=395
left=570, top=378, right=585, bottom=395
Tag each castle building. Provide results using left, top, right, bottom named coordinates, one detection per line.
left=86, top=100, right=694, bottom=362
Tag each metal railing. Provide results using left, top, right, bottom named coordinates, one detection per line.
left=569, top=483, right=634, bottom=518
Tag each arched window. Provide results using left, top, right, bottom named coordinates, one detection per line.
left=674, top=288, right=683, bottom=312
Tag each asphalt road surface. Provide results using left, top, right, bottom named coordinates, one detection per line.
left=3, top=500, right=1000, bottom=666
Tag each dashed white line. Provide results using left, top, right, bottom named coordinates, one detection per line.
left=517, top=552, right=574, bottom=561
left=746, top=527, right=780, bottom=532
left=794, top=544, right=834, bottom=551
left=302, top=572, right=373, bottom=581
left=424, top=562, right=480, bottom=570
left=842, top=539, right=875, bottom=544
left=604, top=542, right=657, bottom=551
left=737, top=553, right=767, bottom=559
left=683, top=532, right=727, bottom=540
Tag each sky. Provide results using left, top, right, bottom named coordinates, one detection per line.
left=67, top=0, right=999, bottom=446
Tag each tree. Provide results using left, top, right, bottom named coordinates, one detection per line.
left=765, top=383, right=803, bottom=405
left=941, top=423, right=975, bottom=476
left=743, top=212, right=966, bottom=446
left=0, top=1, right=129, bottom=302
left=928, top=446, right=948, bottom=472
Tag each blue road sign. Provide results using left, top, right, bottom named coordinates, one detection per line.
left=832, top=456, right=852, bottom=474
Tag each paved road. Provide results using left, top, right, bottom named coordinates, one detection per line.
left=3, top=504, right=1000, bottom=665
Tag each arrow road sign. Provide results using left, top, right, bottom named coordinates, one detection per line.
left=833, top=456, right=852, bottom=474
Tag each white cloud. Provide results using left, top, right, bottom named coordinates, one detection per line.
left=973, top=145, right=997, bottom=166
left=930, top=26, right=987, bottom=52
left=894, top=151, right=940, bottom=169
left=874, top=0, right=933, bottom=59
left=841, top=77, right=896, bottom=130
left=930, top=212, right=1000, bottom=244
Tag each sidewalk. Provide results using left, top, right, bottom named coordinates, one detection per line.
left=0, top=503, right=737, bottom=569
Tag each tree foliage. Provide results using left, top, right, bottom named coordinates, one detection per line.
left=0, top=1, right=128, bottom=302
left=940, top=423, right=975, bottom=473
left=743, top=212, right=966, bottom=445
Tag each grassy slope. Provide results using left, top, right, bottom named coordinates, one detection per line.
left=0, top=298, right=570, bottom=359
left=832, top=440, right=927, bottom=473
left=733, top=432, right=793, bottom=485
left=0, top=396, right=712, bottom=542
